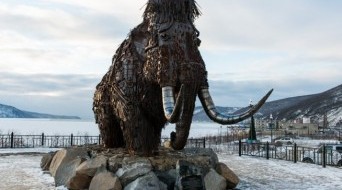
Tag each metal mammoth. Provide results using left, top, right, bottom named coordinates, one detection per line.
left=93, top=0, right=273, bottom=155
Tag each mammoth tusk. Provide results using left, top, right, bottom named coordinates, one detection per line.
left=198, top=88, right=273, bottom=124
left=162, top=85, right=184, bottom=123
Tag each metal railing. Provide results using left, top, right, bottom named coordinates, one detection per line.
left=0, top=132, right=101, bottom=148
left=160, top=137, right=206, bottom=148
left=238, top=141, right=342, bottom=168
left=1, top=132, right=206, bottom=149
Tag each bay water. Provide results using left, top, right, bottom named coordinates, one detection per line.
left=0, top=118, right=223, bottom=138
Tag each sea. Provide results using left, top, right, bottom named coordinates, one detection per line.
left=0, top=118, right=224, bottom=138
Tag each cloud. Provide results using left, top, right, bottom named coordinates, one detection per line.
left=0, top=1, right=139, bottom=75
left=197, top=0, right=342, bottom=83
left=0, top=0, right=341, bottom=119
left=0, top=72, right=100, bottom=118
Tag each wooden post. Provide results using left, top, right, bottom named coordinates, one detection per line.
left=203, top=137, right=206, bottom=148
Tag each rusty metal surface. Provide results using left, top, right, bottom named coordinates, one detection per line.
left=93, top=0, right=271, bottom=155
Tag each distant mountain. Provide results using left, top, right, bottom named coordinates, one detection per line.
left=257, top=84, right=342, bottom=125
left=193, top=84, right=342, bottom=126
left=0, top=103, right=80, bottom=119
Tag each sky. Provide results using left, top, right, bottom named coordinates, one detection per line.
left=0, top=0, right=341, bottom=119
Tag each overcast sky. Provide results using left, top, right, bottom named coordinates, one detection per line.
left=0, top=0, right=341, bottom=119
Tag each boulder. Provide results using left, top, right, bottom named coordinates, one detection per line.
left=175, top=160, right=205, bottom=190
left=108, top=154, right=124, bottom=173
left=115, top=157, right=152, bottom=186
left=55, top=157, right=85, bottom=187
left=124, top=172, right=166, bottom=190
left=215, top=162, right=240, bottom=189
left=49, top=147, right=89, bottom=177
left=66, top=172, right=92, bottom=189
left=48, top=147, right=89, bottom=187
left=155, top=169, right=177, bottom=190
left=65, top=155, right=107, bottom=189
left=204, top=169, right=227, bottom=190
left=40, top=151, right=56, bottom=171
left=183, top=148, right=218, bottom=168
left=76, top=155, right=107, bottom=177
left=89, top=169, right=122, bottom=190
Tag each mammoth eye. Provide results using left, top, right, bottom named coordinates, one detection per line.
left=160, top=33, right=171, bottom=41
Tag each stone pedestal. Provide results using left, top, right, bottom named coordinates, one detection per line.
left=41, top=145, right=239, bottom=190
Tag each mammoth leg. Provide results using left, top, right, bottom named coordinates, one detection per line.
left=98, top=111, right=124, bottom=148
left=121, top=105, right=162, bottom=156
left=93, top=87, right=124, bottom=148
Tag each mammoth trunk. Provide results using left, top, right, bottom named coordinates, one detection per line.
left=170, top=84, right=197, bottom=150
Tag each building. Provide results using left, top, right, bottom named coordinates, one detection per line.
left=255, top=117, right=319, bottom=136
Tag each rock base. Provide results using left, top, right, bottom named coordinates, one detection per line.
left=41, top=145, right=239, bottom=190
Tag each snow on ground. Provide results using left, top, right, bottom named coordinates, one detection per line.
left=0, top=148, right=61, bottom=189
left=0, top=154, right=55, bottom=190
left=219, top=153, right=342, bottom=190
left=0, top=148, right=341, bottom=190
left=0, top=148, right=61, bottom=154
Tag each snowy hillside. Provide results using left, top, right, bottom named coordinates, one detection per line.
left=258, top=84, right=342, bottom=125
left=0, top=103, right=80, bottom=119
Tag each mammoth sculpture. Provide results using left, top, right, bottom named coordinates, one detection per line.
left=93, top=0, right=272, bottom=155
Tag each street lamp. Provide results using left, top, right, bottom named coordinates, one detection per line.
left=248, top=100, right=257, bottom=143
left=270, top=114, right=273, bottom=143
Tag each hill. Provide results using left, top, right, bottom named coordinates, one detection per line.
left=0, top=103, right=80, bottom=119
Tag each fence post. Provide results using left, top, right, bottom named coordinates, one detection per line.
left=322, top=144, right=326, bottom=168
left=266, top=142, right=270, bottom=160
left=294, top=143, right=297, bottom=163
left=203, top=137, right=206, bottom=148
left=98, top=134, right=101, bottom=145
left=42, top=133, right=45, bottom=146
left=238, top=140, right=242, bottom=156
left=10, top=132, right=14, bottom=148
left=70, top=133, right=73, bottom=146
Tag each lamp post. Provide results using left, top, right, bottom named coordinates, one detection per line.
left=270, top=114, right=273, bottom=143
left=248, top=100, right=257, bottom=143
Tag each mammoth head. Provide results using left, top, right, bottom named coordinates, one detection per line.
left=140, top=0, right=273, bottom=150
left=143, top=0, right=204, bottom=87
